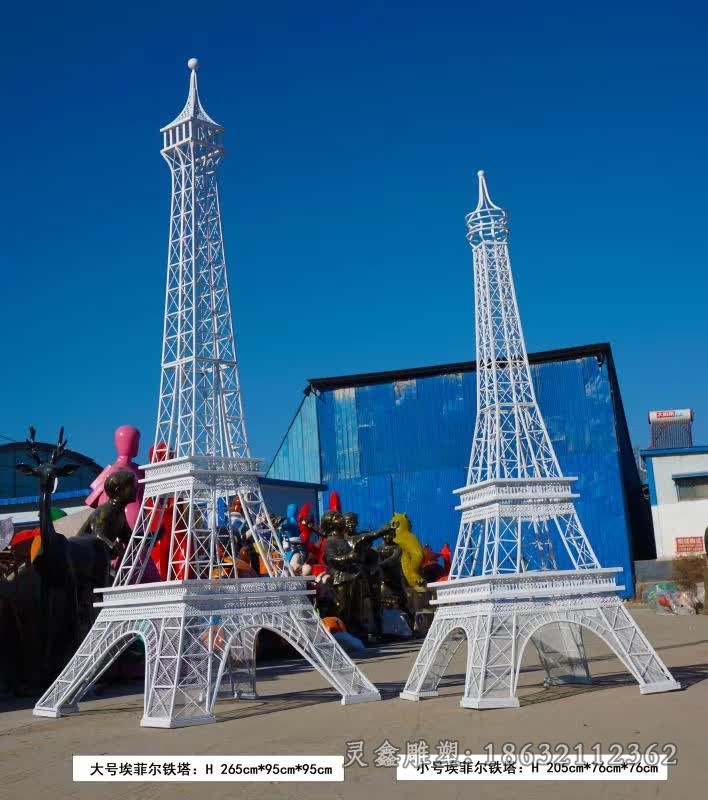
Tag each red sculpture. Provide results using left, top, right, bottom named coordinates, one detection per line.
left=147, top=443, right=182, bottom=580
left=298, top=502, right=326, bottom=577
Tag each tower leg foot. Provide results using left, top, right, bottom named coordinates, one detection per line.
left=640, top=679, right=681, bottom=695
left=140, top=715, right=216, bottom=729
left=340, top=691, right=381, bottom=705
left=234, top=690, right=258, bottom=700
left=460, top=697, right=520, bottom=709
left=400, top=690, right=439, bottom=701
left=34, top=703, right=80, bottom=718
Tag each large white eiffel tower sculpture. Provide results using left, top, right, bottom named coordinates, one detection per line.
left=34, top=59, right=380, bottom=727
left=401, top=171, right=680, bottom=709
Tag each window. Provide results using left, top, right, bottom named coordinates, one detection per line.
left=675, top=476, right=708, bottom=502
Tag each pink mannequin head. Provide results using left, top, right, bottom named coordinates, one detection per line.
left=115, top=425, right=140, bottom=461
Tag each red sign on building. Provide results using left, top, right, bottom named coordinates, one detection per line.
left=675, top=537, right=705, bottom=555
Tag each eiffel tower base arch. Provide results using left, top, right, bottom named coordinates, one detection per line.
left=400, top=569, right=680, bottom=709
left=34, top=579, right=380, bottom=728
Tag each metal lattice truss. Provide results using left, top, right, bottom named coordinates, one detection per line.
left=445, top=172, right=606, bottom=581
left=402, top=171, right=679, bottom=707
left=34, top=60, right=380, bottom=727
left=35, top=583, right=380, bottom=726
left=157, top=68, right=247, bottom=461
left=467, top=191, right=560, bottom=487
left=401, top=577, right=679, bottom=708
left=450, top=503, right=600, bottom=578
left=113, top=468, right=291, bottom=585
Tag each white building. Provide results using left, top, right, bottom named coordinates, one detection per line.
left=642, top=446, right=708, bottom=559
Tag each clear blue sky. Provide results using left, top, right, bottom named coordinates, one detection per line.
left=2, top=0, right=707, bottom=468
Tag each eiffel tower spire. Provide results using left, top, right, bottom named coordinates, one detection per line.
left=156, top=56, right=247, bottom=463
left=450, top=170, right=598, bottom=579
left=33, top=60, right=380, bottom=728
left=401, top=170, right=680, bottom=709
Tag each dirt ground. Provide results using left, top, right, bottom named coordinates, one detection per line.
left=1, top=607, right=706, bottom=800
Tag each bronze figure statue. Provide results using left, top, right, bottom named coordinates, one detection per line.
left=344, top=512, right=385, bottom=641
left=378, top=521, right=413, bottom=624
left=322, top=510, right=369, bottom=641
left=72, top=469, right=137, bottom=635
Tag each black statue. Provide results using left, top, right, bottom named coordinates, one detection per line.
left=344, top=512, right=385, bottom=640
left=0, top=549, right=42, bottom=694
left=14, top=427, right=81, bottom=680
left=72, top=469, right=137, bottom=635
left=378, top=521, right=413, bottom=624
left=76, top=470, right=136, bottom=548
left=14, top=427, right=134, bottom=683
left=322, top=510, right=369, bottom=640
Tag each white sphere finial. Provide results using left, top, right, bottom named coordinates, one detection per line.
left=188, top=57, right=199, bottom=71
left=477, top=169, right=485, bottom=178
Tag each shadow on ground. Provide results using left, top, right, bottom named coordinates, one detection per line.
left=2, top=635, right=707, bottom=717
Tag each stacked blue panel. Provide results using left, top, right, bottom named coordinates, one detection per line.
left=267, top=391, right=321, bottom=485
left=268, top=353, right=635, bottom=597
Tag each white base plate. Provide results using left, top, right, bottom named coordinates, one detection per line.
left=399, top=690, right=439, bottom=701
left=341, top=691, right=381, bottom=705
left=639, top=680, right=681, bottom=695
left=140, top=715, right=216, bottom=729
left=34, top=704, right=80, bottom=718
left=460, top=696, right=520, bottom=709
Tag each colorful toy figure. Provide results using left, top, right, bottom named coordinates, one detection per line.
left=438, top=543, right=452, bottom=577
left=422, top=544, right=445, bottom=583
left=298, top=503, right=327, bottom=576
left=390, top=513, right=425, bottom=587
left=280, top=503, right=304, bottom=563
left=230, top=497, right=246, bottom=543
left=86, top=426, right=144, bottom=530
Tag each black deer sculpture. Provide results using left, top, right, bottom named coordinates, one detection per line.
left=15, top=427, right=137, bottom=685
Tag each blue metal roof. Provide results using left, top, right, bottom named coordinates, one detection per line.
left=641, top=446, right=708, bottom=458
left=268, top=392, right=321, bottom=485
left=268, top=344, right=649, bottom=597
left=0, top=489, right=90, bottom=507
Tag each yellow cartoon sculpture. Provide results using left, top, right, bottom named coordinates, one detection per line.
left=390, top=513, right=425, bottom=587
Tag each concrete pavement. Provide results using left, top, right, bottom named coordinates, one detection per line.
left=1, top=607, right=706, bottom=800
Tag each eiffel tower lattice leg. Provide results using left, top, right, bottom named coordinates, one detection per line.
left=34, top=614, right=159, bottom=718
left=461, top=610, right=519, bottom=708
left=142, top=614, right=220, bottom=728
left=213, top=604, right=381, bottom=705
left=532, top=622, right=591, bottom=687
left=400, top=616, right=467, bottom=700
left=590, top=599, right=679, bottom=693
left=401, top=588, right=680, bottom=710
left=513, top=599, right=680, bottom=697
left=218, top=628, right=258, bottom=700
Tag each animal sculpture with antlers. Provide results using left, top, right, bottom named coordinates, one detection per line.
left=14, top=427, right=137, bottom=683
left=14, top=427, right=81, bottom=679
left=16, top=427, right=79, bottom=568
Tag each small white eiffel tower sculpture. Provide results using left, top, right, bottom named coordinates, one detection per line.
left=34, top=59, right=379, bottom=727
left=401, top=171, right=679, bottom=709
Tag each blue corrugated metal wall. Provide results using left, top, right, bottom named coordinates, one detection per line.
left=268, top=391, right=321, bottom=485
left=268, top=354, right=636, bottom=597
